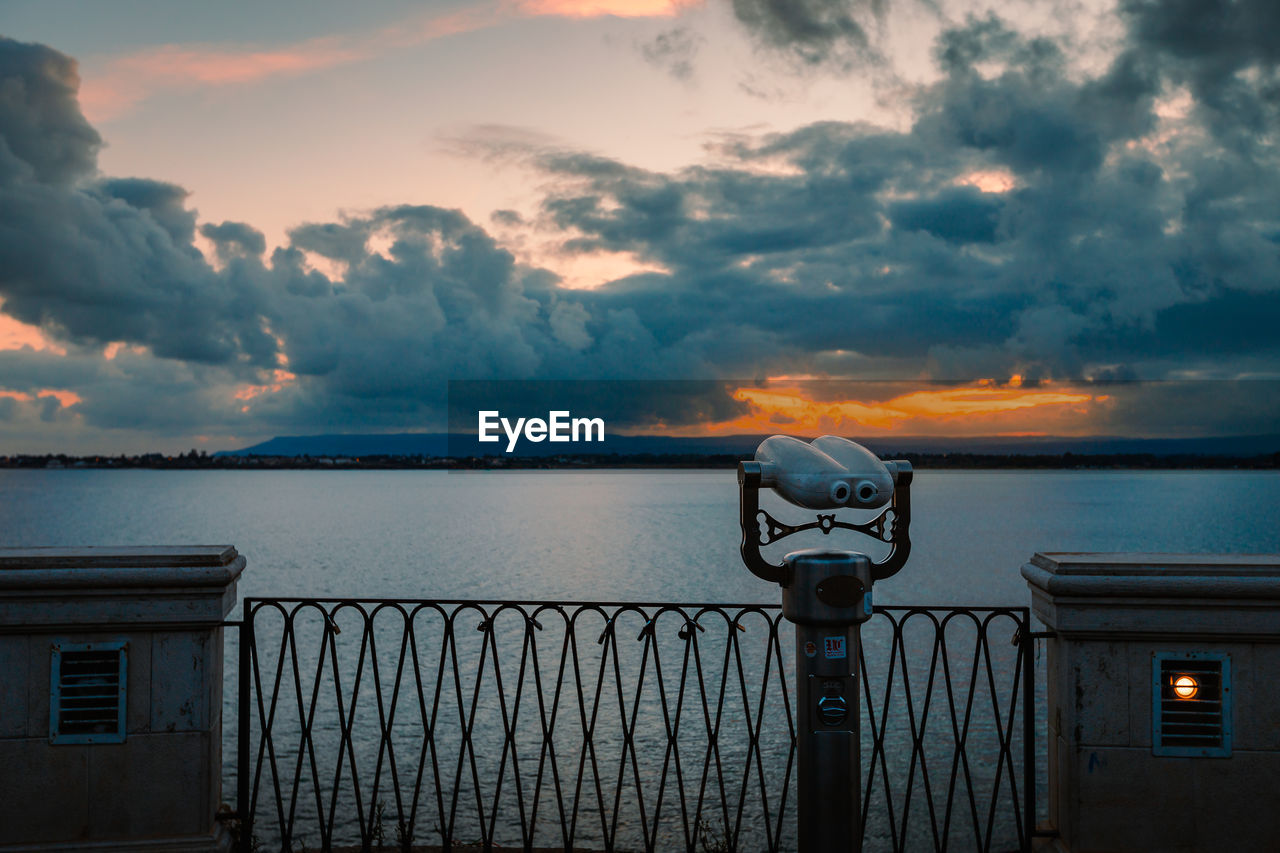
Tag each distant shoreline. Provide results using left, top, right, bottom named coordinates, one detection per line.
left=5, top=451, right=1277, bottom=470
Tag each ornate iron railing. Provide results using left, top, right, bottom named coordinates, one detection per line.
left=231, top=599, right=1033, bottom=852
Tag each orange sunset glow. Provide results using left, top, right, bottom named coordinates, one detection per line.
left=0, top=389, right=83, bottom=408
left=0, top=308, right=63, bottom=354
left=632, top=381, right=1106, bottom=438
left=234, top=369, right=298, bottom=408
left=956, top=169, right=1018, bottom=194
left=515, top=0, right=696, bottom=17
left=78, top=0, right=694, bottom=124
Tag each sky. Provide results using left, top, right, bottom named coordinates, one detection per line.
left=1, top=0, right=1278, bottom=453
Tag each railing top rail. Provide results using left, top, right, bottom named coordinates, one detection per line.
left=241, top=596, right=1030, bottom=614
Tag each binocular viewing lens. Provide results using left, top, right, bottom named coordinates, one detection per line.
left=751, top=435, right=896, bottom=510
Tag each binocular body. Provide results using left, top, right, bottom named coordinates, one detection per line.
left=753, top=434, right=897, bottom=510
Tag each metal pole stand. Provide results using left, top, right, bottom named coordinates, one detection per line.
left=785, top=549, right=873, bottom=852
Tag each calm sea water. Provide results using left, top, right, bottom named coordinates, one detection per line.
left=1, top=468, right=1276, bottom=607
left=4, top=469, right=1276, bottom=849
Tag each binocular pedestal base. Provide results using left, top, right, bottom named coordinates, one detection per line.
left=795, top=622, right=863, bottom=853
left=785, top=549, right=871, bottom=853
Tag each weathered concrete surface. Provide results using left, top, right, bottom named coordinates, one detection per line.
left=0, top=547, right=243, bottom=852
left=1023, top=552, right=1280, bottom=639
left=1026, top=553, right=1280, bottom=853
left=0, top=546, right=244, bottom=628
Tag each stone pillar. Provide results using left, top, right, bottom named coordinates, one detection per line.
left=0, top=546, right=245, bottom=852
left=1024, top=553, right=1280, bottom=853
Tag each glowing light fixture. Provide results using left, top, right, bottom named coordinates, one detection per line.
left=1154, top=653, right=1230, bottom=757
left=1172, top=674, right=1198, bottom=699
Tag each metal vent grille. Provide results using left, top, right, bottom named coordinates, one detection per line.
left=1152, top=651, right=1230, bottom=758
left=50, top=641, right=127, bottom=745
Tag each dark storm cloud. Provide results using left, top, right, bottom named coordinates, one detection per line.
left=1084, top=380, right=1280, bottom=438
left=200, top=221, right=267, bottom=260
left=889, top=187, right=1002, bottom=244
left=1, top=6, right=1278, bottom=446
left=0, top=346, right=247, bottom=434
left=99, top=178, right=199, bottom=248
left=730, top=0, right=886, bottom=66
left=0, top=38, right=99, bottom=185
left=920, top=14, right=1160, bottom=177
left=525, top=9, right=1278, bottom=384
left=0, top=346, right=103, bottom=393
left=1121, top=0, right=1280, bottom=147
left=1153, top=289, right=1280, bottom=358
left=0, top=38, right=276, bottom=369
left=288, top=220, right=373, bottom=268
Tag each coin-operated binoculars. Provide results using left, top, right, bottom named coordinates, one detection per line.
left=739, top=435, right=912, bottom=853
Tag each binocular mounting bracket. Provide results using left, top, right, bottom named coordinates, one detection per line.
left=738, top=460, right=913, bottom=587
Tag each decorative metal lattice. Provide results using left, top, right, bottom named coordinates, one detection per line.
left=231, top=599, right=1033, bottom=852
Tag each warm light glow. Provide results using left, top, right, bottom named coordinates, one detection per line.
left=736, top=384, right=1092, bottom=432
left=1154, top=88, right=1194, bottom=121
left=124, top=40, right=361, bottom=86
left=490, top=218, right=673, bottom=290
left=956, top=169, right=1017, bottom=194
left=0, top=389, right=82, bottom=407
left=515, top=0, right=696, bottom=18
left=234, top=369, right=297, bottom=402
left=39, top=390, right=83, bottom=408
left=1173, top=675, right=1198, bottom=700
left=79, top=5, right=503, bottom=122
left=80, top=0, right=690, bottom=122
left=299, top=251, right=349, bottom=283
left=0, top=304, right=66, bottom=354
left=626, top=381, right=1105, bottom=438
left=81, top=38, right=364, bottom=121
left=549, top=251, right=670, bottom=289
left=103, top=342, right=148, bottom=360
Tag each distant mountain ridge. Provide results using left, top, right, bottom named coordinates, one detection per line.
left=217, top=432, right=1280, bottom=458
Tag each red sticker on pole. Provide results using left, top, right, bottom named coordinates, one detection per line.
left=824, top=636, right=846, bottom=659
left=804, top=641, right=818, bottom=658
